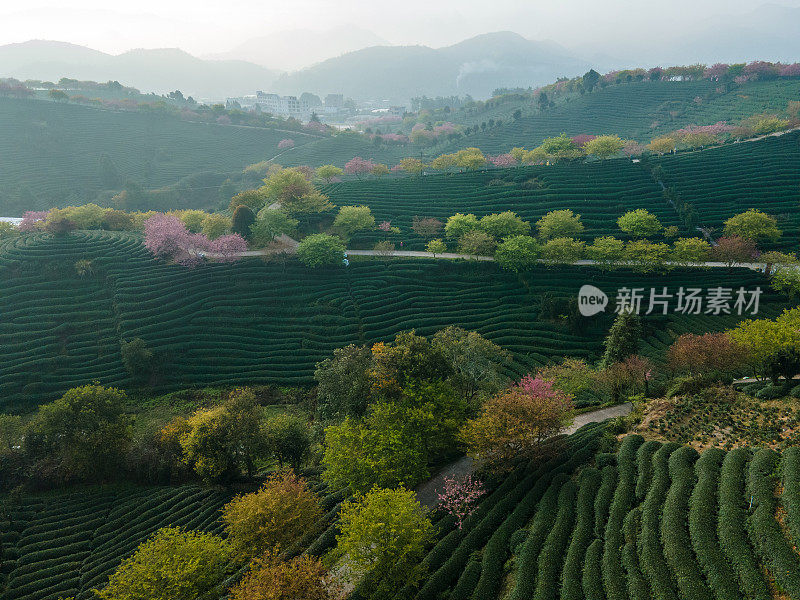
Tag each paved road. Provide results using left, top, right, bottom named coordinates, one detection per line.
left=414, top=402, right=633, bottom=508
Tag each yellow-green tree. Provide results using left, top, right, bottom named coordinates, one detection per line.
left=229, top=554, right=332, bottom=600
left=201, top=213, right=231, bottom=240
left=536, top=209, right=584, bottom=240
left=222, top=470, right=323, bottom=557
left=584, top=135, right=626, bottom=158
left=336, top=487, right=433, bottom=589
left=723, top=209, right=781, bottom=242
left=96, top=527, right=233, bottom=600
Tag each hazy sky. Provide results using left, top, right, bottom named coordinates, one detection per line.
left=2, top=0, right=798, bottom=57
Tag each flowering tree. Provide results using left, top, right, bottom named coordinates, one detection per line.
left=143, top=214, right=244, bottom=267
left=571, top=134, right=597, bottom=148
left=487, top=153, right=517, bottom=167
left=18, top=211, right=49, bottom=232
left=459, top=376, right=573, bottom=469
left=712, top=235, right=758, bottom=268
left=344, top=156, right=376, bottom=177
left=208, top=234, right=248, bottom=262
left=779, top=63, right=800, bottom=77
left=667, top=332, right=749, bottom=378
left=704, top=63, right=730, bottom=80
left=278, top=138, right=295, bottom=149
left=436, top=475, right=486, bottom=529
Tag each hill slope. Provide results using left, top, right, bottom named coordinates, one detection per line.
left=0, top=97, right=324, bottom=214
left=0, top=232, right=785, bottom=411
left=0, top=40, right=278, bottom=98
left=272, top=32, right=589, bottom=102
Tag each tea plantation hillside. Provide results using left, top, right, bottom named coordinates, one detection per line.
left=653, top=130, right=800, bottom=250
left=398, top=431, right=800, bottom=600
left=325, top=159, right=681, bottom=251
left=328, top=131, right=800, bottom=251
left=0, top=232, right=786, bottom=411
left=0, top=485, right=235, bottom=600
left=0, top=97, right=324, bottom=214
left=437, top=79, right=800, bottom=154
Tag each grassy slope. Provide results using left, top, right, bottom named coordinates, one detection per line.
left=0, top=232, right=785, bottom=411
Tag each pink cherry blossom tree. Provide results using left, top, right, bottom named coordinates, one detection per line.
left=571, top=134, right=597, bottom=148
left=208, top=234, right=248, bottom=262
left=277, top=138, right=295, bottom=149
left=436, top=475, right=486, bottom=529
left=487, top=153, right=517, bottom=167
left=344, top=156, right=376, bottom=177
left=18, top=211, right=49, bottom=232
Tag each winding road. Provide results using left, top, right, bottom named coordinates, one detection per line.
left=414, top=402, right=633, bottom=508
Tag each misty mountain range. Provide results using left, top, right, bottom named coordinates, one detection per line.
left=0, top=4, right=798, bottom=103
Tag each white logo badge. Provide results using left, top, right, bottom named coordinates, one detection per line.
left=578, top=285, right=608, bottom=316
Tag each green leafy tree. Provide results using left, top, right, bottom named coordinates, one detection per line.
left=96, top=527, right=233, bottom=600
left=315, top=164, right=344, bottom=182
left=0, top=221, right=18, bottom=239
left=541, top=237, right=585, bottom=263
left=671, top=237, right=712, bottom=264
left=723, top=209, right=781, bottom=242
left=333, top=205, right=375, bottom=240
left=222, top=470, right=323, bottom=556
left=336, top=487, right=433, bottom=589
left=457, top=230, right=496, bottom=256
left=250, top=209, right=298, bottom=246
left=584, top=135, right=626, bottom=158
left=296, top=234, right=345, bottom=268
left=601, top=310, right=642, bottom=368
left=623, top=240, right=671, bottom=272
left=479, top=211, right=530, bottom=238
left=201, top=213, right=231, bottom=240
left=179, top=389, right=266, bottom=482
left=431, top=326, right=510, bottom=400
left=314, top=344, right=373, bottom=419
left=587, top=236, right=625, bottom=269
left=231, top=205, right=256, bottom=240
left=229, top=554, right=332, bottom=600
left=617, top=209, right=662, bottom=238
left=425, top=238, right=447, bottom=257
left=262, top=168, right=334, bottom=218
left=264, top=414, right=311, bottom=470
left=24, top=384, right=131, bottom=483
left=494, top=235, right=541, bottom=272
left=536, top=209, right=584, bottom=240
left=120, top=337, right=155, bottom=383
left=582, top=69, right=601, bottom=91
left=229, top=189, right=269, bottom=212
left=444, top=213, right=480, bottom=239
left=179, top=210, right=208, bottom=233
left=322, top=412, right=429, bottom=493
left=539, top=134, right=581, bottom=159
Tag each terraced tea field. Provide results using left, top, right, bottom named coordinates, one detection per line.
left=0, top=97, right=323, bottom=213
left=654, top=130, right=800, bottom=250
left=394, top=429, right=800, bottom=600
left=326, top=160, right=681, bottom=250
left=0, top=485, right=233, bottom=600
left=440, top=79, right=800, bottom=154
left=0, top=232, right=785, bottom=410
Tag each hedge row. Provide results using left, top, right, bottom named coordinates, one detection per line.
left=560, top=468, right=602, bottom=600
left=718, top=448, right=771, bottom=600
left=602, top=434, right=644, bottom=600
left=662, top=446, right=712, bottom=600
left=745, top=448, right=800, bottom=597
left=688, top=447, right=743, bottom=600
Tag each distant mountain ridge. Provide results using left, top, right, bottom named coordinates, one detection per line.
left=271, top=32, right=592, bottom=102
left=0, top=40, right=278, bottom=100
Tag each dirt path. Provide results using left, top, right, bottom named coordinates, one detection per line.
left=414, top=402, right=633, bottom=509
